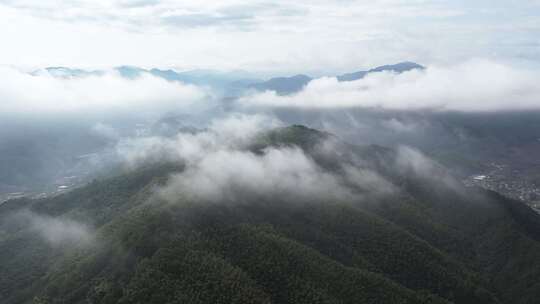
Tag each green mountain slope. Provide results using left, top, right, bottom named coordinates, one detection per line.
left=1, top=126, right=540, bottom=304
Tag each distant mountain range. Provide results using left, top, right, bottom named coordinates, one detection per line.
left=247, top=61, right=424, bottom=94
left=336, top=61, right=424, bottom=82
left=248, top=74, right=312, bottom=95
left=35, top=62, right=425, bottom=95
left=34, top=66, right=262, bottom=94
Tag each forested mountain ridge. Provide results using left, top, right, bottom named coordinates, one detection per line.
left=1, top=125, right=540, bottom=304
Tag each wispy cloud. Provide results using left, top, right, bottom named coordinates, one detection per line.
left=108, top=114, right=396, bottom=204
left=114, top=114, right=282, bottom=168
left=14, top=210, right=94, bottom=246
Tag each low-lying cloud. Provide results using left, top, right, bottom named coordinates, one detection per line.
left=155, top=141, right=397, bottom=204
left=111, top=114, right=397, bottom=204
left=394, top=146, right=461, bottom=191
left=0, top=67, right=209, bottom=117
left=15, top=211, right=94, bottom=246
left=159, top=147, right=353, bottom=203
left=239, top=60, right=540, bottom=112
left=114, top=114, right=282, bottom=168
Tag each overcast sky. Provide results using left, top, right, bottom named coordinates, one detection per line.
left=0, top=0, right=539, bottom=74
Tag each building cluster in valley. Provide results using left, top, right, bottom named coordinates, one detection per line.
left=464, top=162, right=540, bottom=213
left=0, top=174, right=86, bottom=205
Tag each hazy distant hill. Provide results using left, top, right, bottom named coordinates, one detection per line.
left=35, top=62, right=424, bottom=95
left=249, top=62, right=424, bottom=94
left=337, top=61, right=425, bottom=81
left=2, top=125, right=540, bottom=304
left=248, top=74, right=313, bottom=95
left=32, top=67, right=103, bottom=78
left=35, top=66, right=261, bottom=92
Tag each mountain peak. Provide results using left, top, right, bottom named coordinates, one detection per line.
left=337, top=61, right=424, bottom=81
left=368, top=61, right=425, bottom=73
left=250, top=124, right=334, bottom=152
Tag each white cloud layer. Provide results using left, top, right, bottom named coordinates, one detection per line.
left=115, top=114, right=283, bottom=168
left=159, top=147, right=353, bottom=203
left=240, top=60, right=540, bottom=111
left=155, top=138, right=397, bottom=203
left=110, top=114, right=396, bottom=204
left=0, top=66, right=208, bottom=116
